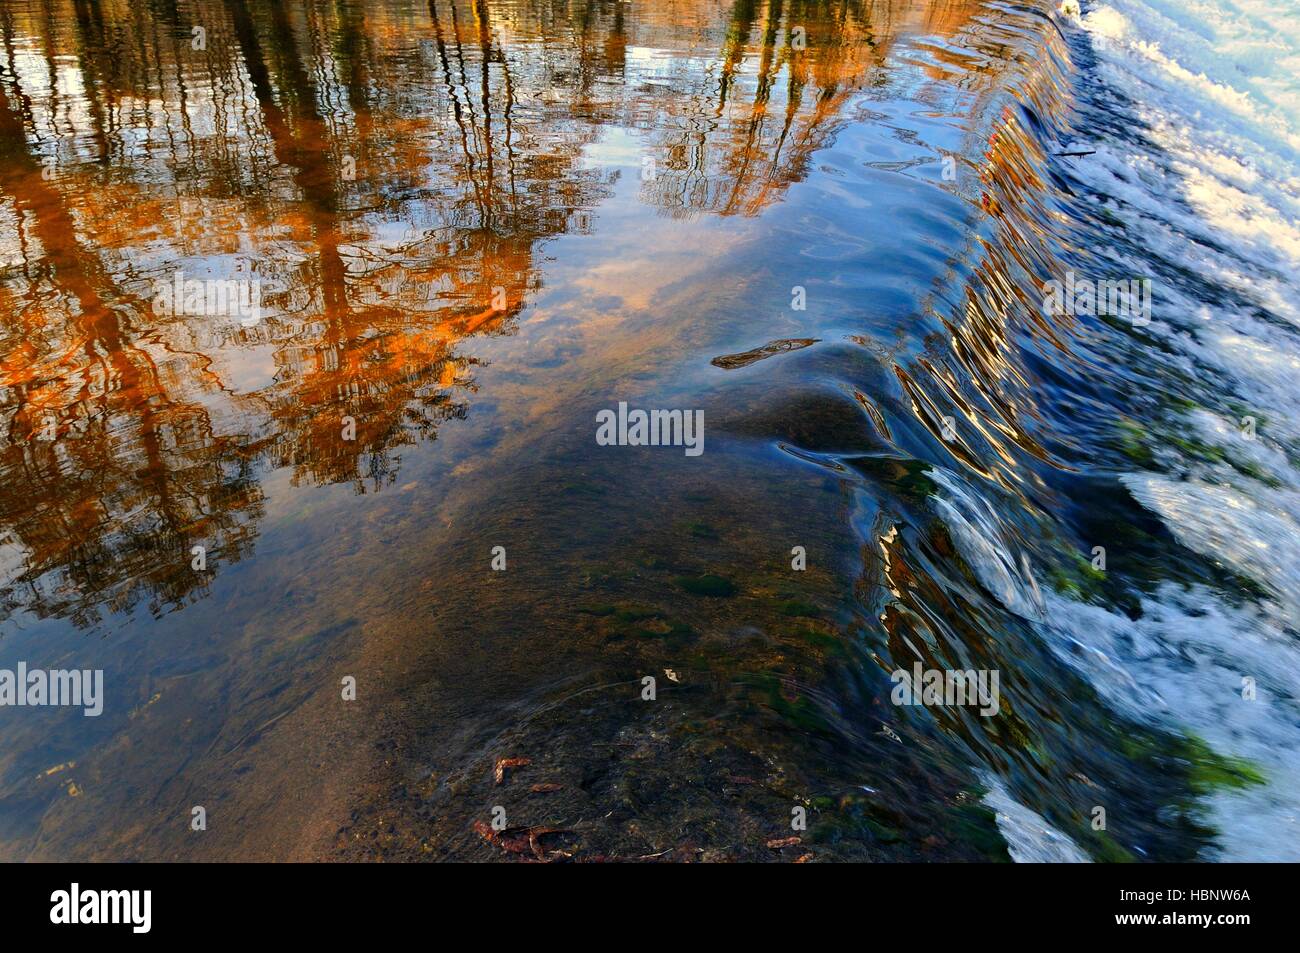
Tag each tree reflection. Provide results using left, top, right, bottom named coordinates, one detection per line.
left=0, top=0, right=982, bottom=625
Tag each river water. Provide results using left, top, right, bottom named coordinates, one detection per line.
left=0, top=0, right=1296, bottom=861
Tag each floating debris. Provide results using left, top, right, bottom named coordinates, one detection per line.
left=493, top=757, right=531, bottom=785
left=711, top=338, right=820, bottom=370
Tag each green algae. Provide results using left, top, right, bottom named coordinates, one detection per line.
left=777, top=598, right=822, bottom=618
left=676, top=574, right=738, bottom=597
left=1047, top=550, right=1108, bottom=601
left=1116, top=419, right=1155, bottom=466
left=1179, top=734, right=1266, bottom=794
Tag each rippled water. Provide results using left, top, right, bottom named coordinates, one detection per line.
left=0, top=0, right=1295, bottom=861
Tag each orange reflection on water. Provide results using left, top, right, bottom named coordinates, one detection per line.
left=0, top=0, right=993, bottom=625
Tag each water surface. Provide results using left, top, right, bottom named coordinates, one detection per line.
left=1, top=0, right=1296, bottom=861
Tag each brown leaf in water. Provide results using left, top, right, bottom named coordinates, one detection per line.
left=486, top=825, right=536, bottom=855
left=529, top=783, right=563, bottom=793
left=494, top=757, right=531, bottom=785
left=766, top=836, right=802, bottom=849
left=497, top=831, right=536, bottom=855
left=474, top=820, right=570, bottom=860
left=794, top=853, right=815, bottom=863
left=711, top=338, right=819, bottom=370
left=527, top=827, right=570, bottom=862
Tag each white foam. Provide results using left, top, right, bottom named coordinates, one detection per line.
left=932, top=464, right=1300, bottom=859
left=917, top=0, right=1300, bottom=862
left=1037, top=588, right=1300, bottom=861
left=1121, top=473, right=1300, bottom=616
left=1069, top=0, right=1300, bottom=353
left=1046, top=1, right=1300, bottom=857
left=929, top=469, right=1046, bottom=622
left=982, top=775, right=1091, bottom=862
